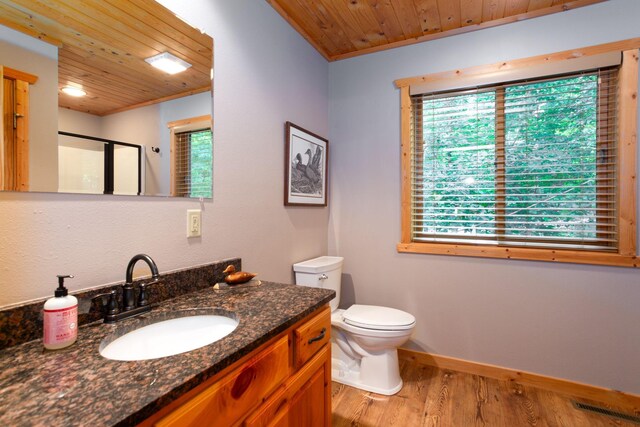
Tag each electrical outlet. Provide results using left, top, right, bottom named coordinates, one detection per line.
left=187, top=209, right=201, bottom=237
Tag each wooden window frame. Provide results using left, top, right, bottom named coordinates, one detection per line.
left=167, top=114, right=212, bottom=197
left=395, top=40, right=640, bottom=268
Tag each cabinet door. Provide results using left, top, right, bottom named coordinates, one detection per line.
left=244, top=386, right=288, bottom=427
left=288, top=366, right=326, bottom=427
left=248, top=345, right=330, bottom=427
left=156, top=336, right=289, bottom=427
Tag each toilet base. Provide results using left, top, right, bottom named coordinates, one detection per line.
left=331, top=369, right=402, bottom=396
left=331, top=339, right=403, bottom=395
left=332, top=362, right=403, bottom=395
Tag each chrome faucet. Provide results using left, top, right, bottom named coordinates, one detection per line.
left=95, top=254, right=159, bottom=323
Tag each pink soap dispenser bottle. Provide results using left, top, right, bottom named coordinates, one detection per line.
left=43, top=275, right=78, bottom=350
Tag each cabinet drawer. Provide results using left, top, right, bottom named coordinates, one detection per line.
left=293, top=306, right=330, bottom=368
left=156, top=336, right=289, bottom=427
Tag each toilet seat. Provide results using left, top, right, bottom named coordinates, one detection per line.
left=332, top=311, right=413, bottom=339
left=342, top=304, right=415, bottom=331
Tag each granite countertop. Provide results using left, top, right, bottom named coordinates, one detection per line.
left=0, top=281, right=334, bottom=426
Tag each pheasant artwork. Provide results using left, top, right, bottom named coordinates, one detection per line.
left=291, top=145, right=323, bottom=195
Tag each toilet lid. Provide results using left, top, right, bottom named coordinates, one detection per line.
left=342, top=305, right=415, bottom=331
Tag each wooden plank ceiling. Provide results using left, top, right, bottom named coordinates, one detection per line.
left=267, top=0, right=608, bottom=61
left=0, top=0, right=212, bottom=116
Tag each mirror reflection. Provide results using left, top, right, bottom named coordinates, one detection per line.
left=0, top=0, right=213, bottom=197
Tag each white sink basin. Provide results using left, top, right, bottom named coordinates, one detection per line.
left=99, top=310, right=238, bottom=361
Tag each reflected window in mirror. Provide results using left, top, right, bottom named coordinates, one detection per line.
left=168, top=115, right=212, bottom=198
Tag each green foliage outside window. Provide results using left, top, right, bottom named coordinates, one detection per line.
left=421, top=91, right=496, bottom=236
left=418, top=74, right=605, bottom=244
left=189, top=129, right=213, bottom=198
left=504, top=76, right=598, bottom=239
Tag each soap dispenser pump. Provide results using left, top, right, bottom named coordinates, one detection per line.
left=43, top=275, right=78, bottom=350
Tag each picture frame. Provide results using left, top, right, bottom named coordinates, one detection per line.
left=285, top=122, right=328, bottom=206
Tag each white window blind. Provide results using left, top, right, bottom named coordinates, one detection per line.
left=174, top=127, right=212, bottom=198
left=411, top=68, right=619, bottom=251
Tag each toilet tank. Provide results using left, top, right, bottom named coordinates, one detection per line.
left=293, top=256, right=343, bottom=312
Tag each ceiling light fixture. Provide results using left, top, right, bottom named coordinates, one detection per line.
left=145, top=52, right=192, bottom=75
left=61, top=86, right=86, bottom=97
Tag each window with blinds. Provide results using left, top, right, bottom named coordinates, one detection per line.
left=411, top=68, right=618, bottom=251
left=173, top=127, right=212, bottom=198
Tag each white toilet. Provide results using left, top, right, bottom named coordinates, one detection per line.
left=293, top=256, right=415, bottom=395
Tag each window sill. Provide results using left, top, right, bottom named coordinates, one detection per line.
left=397, top=242, right=639, bottom=268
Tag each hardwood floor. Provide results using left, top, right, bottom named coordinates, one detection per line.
left=331, top=357, right=638, bottom=426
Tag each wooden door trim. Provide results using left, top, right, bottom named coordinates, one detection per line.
left=3, top=67, right=37, bottom=84
left=14, top=79, right=28, bottom=191
left=2, top=66, right=35, bottom=191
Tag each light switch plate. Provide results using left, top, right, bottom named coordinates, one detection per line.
left=187, top=209, right=201, bottom=237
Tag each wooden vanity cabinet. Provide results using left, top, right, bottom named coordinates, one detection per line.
left=141, top=305, right=331, bottom=427
left=244, top=344, right=330, bottom=427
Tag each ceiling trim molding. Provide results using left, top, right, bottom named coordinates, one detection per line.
left=101, top=86, right=211, bottom=117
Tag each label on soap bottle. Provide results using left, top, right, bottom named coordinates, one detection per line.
left=43, top=306, right=78, bottom=346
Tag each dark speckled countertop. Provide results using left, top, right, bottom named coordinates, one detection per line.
left=0, top=281, right=334, bottom=426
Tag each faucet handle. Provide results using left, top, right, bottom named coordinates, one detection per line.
left=93, top=290, right=118, bottom=316
left=105, top=290, right=118, bottom=315
left=138, top=283, right=148, bottom=307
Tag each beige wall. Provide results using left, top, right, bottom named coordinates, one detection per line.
left=0, top=0, right=328, bottom=306
left=328, top=0, right=640, bottom=394
left=58, top=108, right=102, bottom=136
left=0, top=33, right=58, bottom=192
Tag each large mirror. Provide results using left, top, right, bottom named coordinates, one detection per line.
left=0, top=0, right=213, bottom=197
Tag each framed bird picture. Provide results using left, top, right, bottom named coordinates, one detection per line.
left=285, top=121, right=328, bottom=206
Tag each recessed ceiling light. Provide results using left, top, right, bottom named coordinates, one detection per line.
left=61, top=86, right=86, bottom=97
left=145, top=52, right=192, bottom=75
